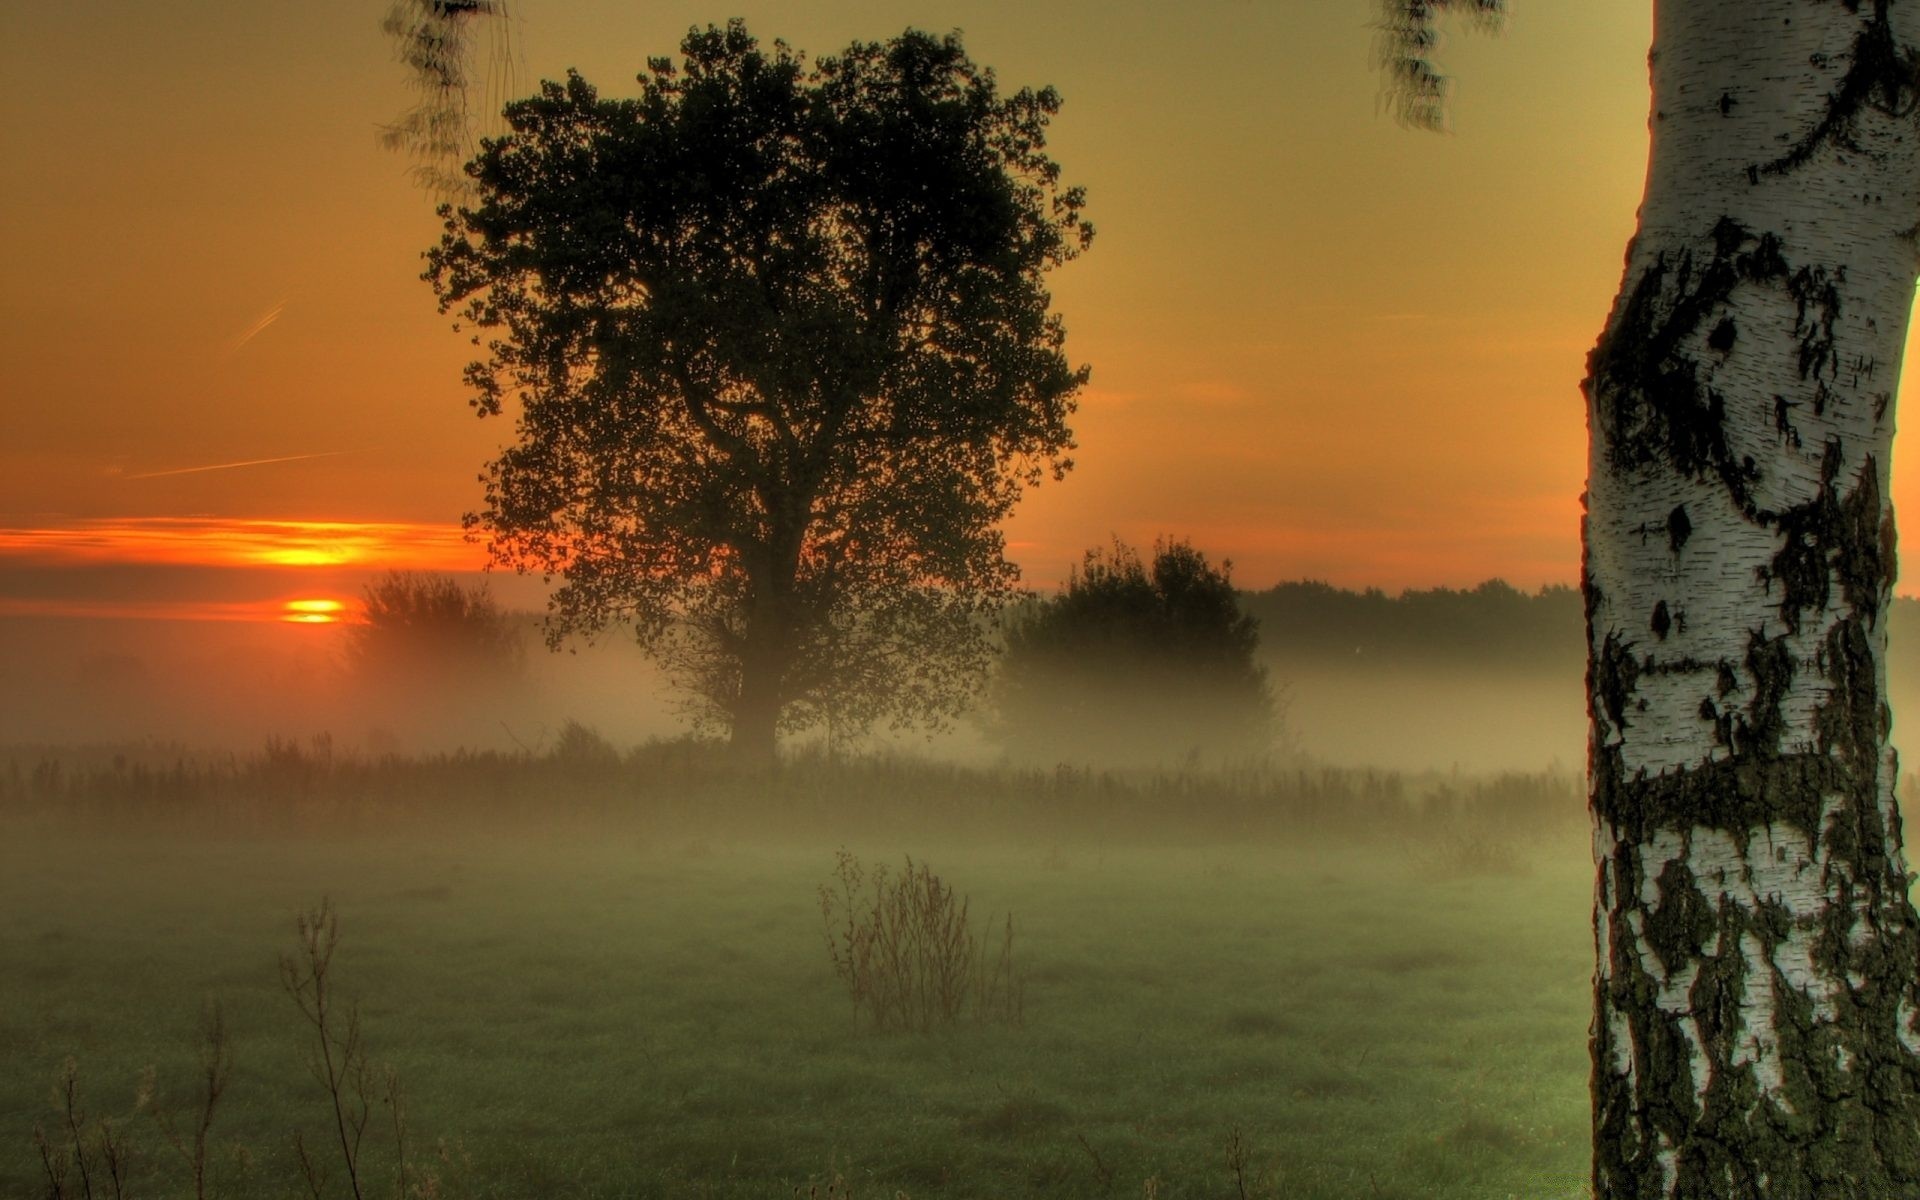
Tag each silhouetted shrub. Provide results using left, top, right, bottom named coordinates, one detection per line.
left=989, top=539, right=1278, bottom=766
left=345, top=572, right=526, bottom=691
left=548, top=719, right=621, bottom=770
left=342, top=572, right=531, bottom=748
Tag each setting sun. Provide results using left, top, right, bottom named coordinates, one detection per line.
left=281, top=598, right=347, bottom=624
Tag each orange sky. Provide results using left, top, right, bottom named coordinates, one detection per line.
left=6, top=1, right=1915, bottom=623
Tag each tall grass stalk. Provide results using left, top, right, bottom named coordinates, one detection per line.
left=138, top=999, right=232, bottom=1200
left=280, top=898, right=371, bottom=1200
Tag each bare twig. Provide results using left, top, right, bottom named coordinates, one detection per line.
left=1074, top=1132, right=1115, bottom=1192
left=281, top=899, right=370, bottom=1200
left=144, top=999, right=233, bottom=1200
left=1225, top=1126, right=1253, bottom=1200
left=59, top=1060, right=95, bottom=1200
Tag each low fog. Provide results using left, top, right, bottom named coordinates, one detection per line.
left=9, top=581, right=1919, bottom=1200
left=10, top=583, right=1920, bottom=773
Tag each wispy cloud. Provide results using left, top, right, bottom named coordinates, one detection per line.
left=121, top=449, right=367, bottom=480
left=1174, top=380, right=1253, bottom=406
left=222, top=298, right=288, bottom=358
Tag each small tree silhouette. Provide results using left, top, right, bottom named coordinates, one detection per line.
left=990, top=539, right=1277, bottom=767
left=344, top=572, right=525, bottom=689
left=342, top=572, right=529, bottom=747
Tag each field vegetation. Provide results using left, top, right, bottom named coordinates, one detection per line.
left=1, top=744, right=1586, bottom=1198
left=8, top=743, right=1912, bottom=1198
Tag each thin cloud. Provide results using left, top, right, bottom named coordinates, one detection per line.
left=222, top=298, right=288, bottom=358
left=1175, top=380, right=1253, bottom=406
left=122, top=449, right=366, bottom=480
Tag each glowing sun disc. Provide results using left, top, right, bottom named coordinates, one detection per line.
left=281, top=598, right=346, bottom=624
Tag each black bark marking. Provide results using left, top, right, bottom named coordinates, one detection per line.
left=1791, top=264, right=1842, bottom=384
left=1763, top=0, right=1920, bottom=177
left=1775, top=394, right=1804, bottom=448
left=1708, top=316, right=1737, bottom=353
left=1587, top=219, right=1793, bottom=512
left=1763, top=445, right=1891, bottom=633
left=1700, top=695, right=1734, bottom=747
left=1735, top=627, right=1794, bottom=759
left=1595, top=632, right=1642, bottom=745
left=1668, top=504, right=1693, bottom=553
left=1647, top=857, right=1716, bottom=971
left=1652, top=600, right=1672, bottom=639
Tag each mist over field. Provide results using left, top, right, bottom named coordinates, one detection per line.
left=13, top=582, right=1920, bottom=772
left=8, top=580, right=1920, bottom=1199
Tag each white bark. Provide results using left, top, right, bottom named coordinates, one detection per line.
left=1586, top=0, right=1920, bottom=1193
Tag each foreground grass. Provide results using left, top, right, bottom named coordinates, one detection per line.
left=1, top=795, right=1597, bottom=1199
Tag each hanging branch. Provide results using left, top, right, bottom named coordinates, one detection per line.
left=1374, top=0, right=1505, bottom=131
left=380, top=0, right=515, bottom=201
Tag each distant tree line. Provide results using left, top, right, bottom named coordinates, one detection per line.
left=1241, top=580, right=1581, bottom=674
left=1243, top=580, right=1920, bottom=680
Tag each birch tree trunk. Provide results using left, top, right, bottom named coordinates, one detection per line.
left=1585, top=2, right=1920, bottom=1194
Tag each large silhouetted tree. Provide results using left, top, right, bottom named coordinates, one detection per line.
left=428, top=22, right=1090, bottom=760
left=1386, top=2, right=1920, bottom=1194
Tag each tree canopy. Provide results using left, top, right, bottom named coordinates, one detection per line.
left=427, top=21, right=1091, bottom=757
left=990, top=540, right=1277, bottom=767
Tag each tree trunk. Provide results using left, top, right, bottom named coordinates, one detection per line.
left=1585, top=3, right=1920, bottom=1195
left=729, top=603, right=785, bottom=766
left=728, top=524, right=805, bottom=766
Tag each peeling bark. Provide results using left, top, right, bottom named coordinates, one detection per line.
left=1585, top=2, right=1920, bottom=1195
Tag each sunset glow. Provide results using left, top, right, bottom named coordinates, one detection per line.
left=0, top=519, right=479, bottom=573
left=0, top=597, right=325, bottom=623
left=8, top=1, right=1920, bottom=618
left=282, top=598, right=348, bottom=624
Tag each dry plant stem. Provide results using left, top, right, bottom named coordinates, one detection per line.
left=33, top=1124, right=67, bottom=1200
left=1224, top=1126, right=1252, bottom=1200
left=975, top=912, right=1023, bottom=1027
left=280, top=899, right=369, bottom=1200
left=60, top=1060, right=94, bottom=1200
left=819, top=851, right=1024, bottom=1032
left=147, top=1000, right=233, bottom=1200
left=95, top=1119, right=133, bottom=1200
left=384, top=1064, right=410, bottom=1200
left=1074, top=1132, right=1115, bottom=1192
left=293, top=1130, right=329, bottom=1200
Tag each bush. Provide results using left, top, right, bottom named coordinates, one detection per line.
left=989, top=539, right=1278, bottom=766
left=818, top=852, right=1022, bottom=1032
left=548, top=720, right=621, bottom=770
left=345, top=572, right=526, bottom=690
left=343, top=572, right=531, bottom=748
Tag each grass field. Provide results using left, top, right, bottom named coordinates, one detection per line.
left=3, top=751, right=1604, bottom=1199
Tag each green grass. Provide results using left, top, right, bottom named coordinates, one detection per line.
left=1, top=801, right=1597, bottom=1199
